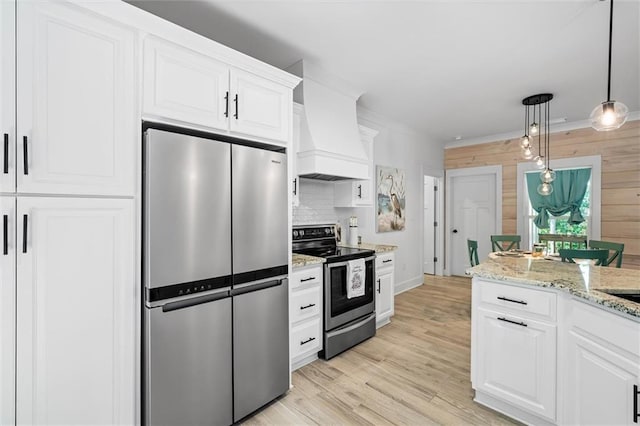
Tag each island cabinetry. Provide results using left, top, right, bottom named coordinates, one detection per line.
left=472, top=279, right=557, bottom=423
left=143, top=35, right=293, bottom=145
left=290, top=264, right=323, bottom=370
left=562, top=299, right=640, bottom=425
left=375, top=252, right=395, bottom=328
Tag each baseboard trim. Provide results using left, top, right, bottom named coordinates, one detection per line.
left=474, top=390, right=555, bottom=426
left=394, top=276, right=423, bottom=295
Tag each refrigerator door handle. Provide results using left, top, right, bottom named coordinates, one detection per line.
left=162, top=290, right=230, bottom=313
left=231, top=279, right=283, bottom=297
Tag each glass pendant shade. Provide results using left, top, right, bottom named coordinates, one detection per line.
left=529, top=122, right=539, bottom=135
left=534, top=155, right=545, bottom=169
left=522, top=146, right=533, bottom=159
left=520, top=135, right=531, bottom=148
left=590, top=100, right=628, bottom=131
left=537, top=182, right=554, bottom=196
left=540, top=168, right=556, bottom=183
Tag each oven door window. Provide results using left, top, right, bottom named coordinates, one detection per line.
left=329, top=260, right=374, bottom=317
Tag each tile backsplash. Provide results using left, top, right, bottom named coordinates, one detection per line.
left=293, top=179, right=348, bottom=225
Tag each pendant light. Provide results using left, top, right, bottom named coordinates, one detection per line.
left=520, top=93, right=555, bottom=195
left=590, top=0, right=628, bottom=131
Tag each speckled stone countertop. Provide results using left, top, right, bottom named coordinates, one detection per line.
left=292, top=253, right=325, bottom=269
left=467, top=255, right=640, bottom=320
left=337, top=242, right=397, bottom=253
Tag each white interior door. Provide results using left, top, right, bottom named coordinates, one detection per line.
left=423, top=176, right=436, bottom=275
left=449, top=170, right=498, bottom=276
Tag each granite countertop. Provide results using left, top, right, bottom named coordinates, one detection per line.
left=292, top=253, right=325, bottom=269
left=467, top=255, right=640, bottom=320
left=338, top=242, right=398, bottom=253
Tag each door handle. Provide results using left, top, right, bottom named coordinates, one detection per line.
left=233, top=94, right=239, bottom=119
left=22, top=214, right=27, bottom=254
left=3, top=133, right=8, bottom=174
left=452, top=229, right=458, bottom=234
left=23, top=136, right=28, bottom=175
left=497, top=296, right=528, bottom=305
left=300, top=337, right=316, bottom=346
left=497, top=317, right=527, bottom=327
left=357, top=184, right=362, bottom=198
left=377, top=278, right=381, bottom=293
left=3, top=215, right=7, bottom=255
left=634, top=384, right=639, bottom=423
left=300, top=276, right=315, bottom=282
left=224, top=91, right=229, bottom=118
left=293, top=178, right=297, bottom=196
left=300, top=303, right=315, bottom=310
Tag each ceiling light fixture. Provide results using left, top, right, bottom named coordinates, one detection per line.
left=520, top=93, right=555, bottom=195
left=590, top=0, right=628, bottom=131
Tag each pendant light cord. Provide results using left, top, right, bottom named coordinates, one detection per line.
left=607, top=0, right=614, bottom=102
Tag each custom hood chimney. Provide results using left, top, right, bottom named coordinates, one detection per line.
left=287, top=60, right=369, bottom=181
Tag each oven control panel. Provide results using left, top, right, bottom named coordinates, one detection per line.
left=292, top=226, right=335, bottom=241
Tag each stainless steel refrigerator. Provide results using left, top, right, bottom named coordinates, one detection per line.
left=142, top=126, right=289, bottom=426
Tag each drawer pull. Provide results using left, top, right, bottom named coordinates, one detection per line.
left=300, top=277, right=316, bottom=282
left=300, top=303, right=316, bottom=310
left=300, top=337, right=316, bottom=346
left=634, top=384, right=639, bottom=423
left=382, top=259, right=392, bottom=263
left=497, top=296, right=527, bottom=305
left=497, top=317, right=527, bottom=327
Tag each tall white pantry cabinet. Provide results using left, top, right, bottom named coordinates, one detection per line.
left=1, top=1, right=137, bottom=424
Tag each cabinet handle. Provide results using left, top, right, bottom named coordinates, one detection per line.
left=224, top=91, right=229, bottom=118
left=634, top=384, right=639, bottom=423
left=234, top=94, right=238, bottom=119
left=3, top=133, right=8, bottom=174
left=23, top=136, right=28, bottom=175
left=22, top=214, right=27, bottom=254
left=293, top=178, right=297, bottom=196
left=300, top=337, right=316, bottom=346
left=497, top=296, right=528, bottom=305
left=377, top=278, right=381, bottom=293
left=382, top=259, right=392, bottom=264
left=497, top=317, right=527, bottom=327
left=3, top=215, right=7, bottom=255
left=357, top=184, right=362, bottom=198
left=300, top=303, right=315, bottom=310
left=300, top=277, right=315, bottom=282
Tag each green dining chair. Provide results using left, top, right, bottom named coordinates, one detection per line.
left=588, top=240, right=624, bottom=268
left=467, top=239, right=479, bottom=267
left=490, top=235, right=521, bottom=252
left=559, top=248, right=609, bottom=266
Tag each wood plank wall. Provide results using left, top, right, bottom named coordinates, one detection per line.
left=444, top=120, right=640, bottom=269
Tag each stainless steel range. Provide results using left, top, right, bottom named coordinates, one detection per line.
left=292, top=224, right=376, bottom=359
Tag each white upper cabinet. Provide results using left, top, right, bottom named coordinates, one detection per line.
left=229, top=69, right=291, bottom=142
left=143, top=36, right=230, bottom=131
left=0, top=0, right=15, bottom=193
left=16, top=196, right=136, bottom=426
left=142, top=35, right=296, bottom=146
left=15, top=1, right=137, bottom=196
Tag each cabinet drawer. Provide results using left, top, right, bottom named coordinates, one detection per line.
left=290, top=285, right=321, bottom=324
left=477, top=279, right=556, bottom=321
left=290, top=265, right=322, bottom=290
left=291, top=318, right=321, bottom=360
left=375, top=253, right=394, bottom=270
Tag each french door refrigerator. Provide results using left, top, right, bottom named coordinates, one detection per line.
left=143, top=126, right=289, bottom=426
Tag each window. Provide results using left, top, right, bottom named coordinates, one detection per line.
left=524, top=172, right=591, bottom=247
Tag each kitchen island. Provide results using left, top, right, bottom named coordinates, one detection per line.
left=467, top=256, right=640, bottom=426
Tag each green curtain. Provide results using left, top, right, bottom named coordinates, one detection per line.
left=526, top=168, right=591, bottom=229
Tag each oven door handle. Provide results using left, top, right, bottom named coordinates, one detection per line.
left=326, top=255, right=376, bottom=269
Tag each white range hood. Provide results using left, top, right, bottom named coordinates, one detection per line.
left=287, top=60, right=369, bottom=181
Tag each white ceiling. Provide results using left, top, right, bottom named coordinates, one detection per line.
left=131, top=0, right=640, bottom=144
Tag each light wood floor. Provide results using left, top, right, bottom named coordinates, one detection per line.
left=244, top=275, right=519, bottom=425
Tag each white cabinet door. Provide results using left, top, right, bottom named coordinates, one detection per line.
left=565, top=330, right=639, bottom=425
left=291, top=105, right=301, bottom=207
left=475, top=307, right=556, bottom=421
left=375, top=269, right=393, bottom=326
left=0, top=0, right=15, bottom=193
left=143, top=36, right=230, bottom=131
left=230, top=69, right=290, bottom=143
left=0, top=197, right=15, bottom=425
left=16, top=1, right=136, bottom=196
left=16, top=197, right=135, bottom=425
